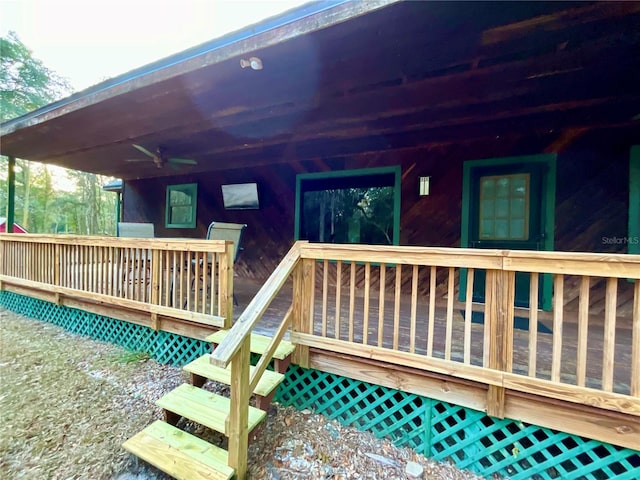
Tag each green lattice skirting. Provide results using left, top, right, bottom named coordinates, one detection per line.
left=274, top=368, right=639, bottom=479
left=0, top=291, right=209, bottom=366
left=2, top=291, right=638, bottom=479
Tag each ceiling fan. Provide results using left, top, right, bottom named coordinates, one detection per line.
left=125, top=144, right=197, bottom=169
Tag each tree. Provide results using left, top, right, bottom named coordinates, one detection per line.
left=1, top=31, right=70, bottom=122
left=1, top=33, right=118, bottom=236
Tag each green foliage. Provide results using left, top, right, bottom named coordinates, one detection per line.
left=1, top=32, right=117, bottom=235
left=116, top=350, right=151, bottom=364
left=0, top=31, right=71, bottom=122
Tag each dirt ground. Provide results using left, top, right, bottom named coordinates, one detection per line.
left=0, top=308, right=484, bottom=479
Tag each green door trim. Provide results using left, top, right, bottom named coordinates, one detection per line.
left=294, top=165, right=402, bottom=245
left=630, top=146, right=640, bottom=255
left=460, top=153, right=556, bottom=310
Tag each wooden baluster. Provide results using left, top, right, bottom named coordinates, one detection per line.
left=194, top=249, right=200, bottom=313
left=172, top=251, right=178, bottom=308
left=378, top=263, right=386, bottom=347
left=321, top=259, right=328, bottom=337
left=576, top=276, right=590, bottom=386
left=464, top=268, right=474, bottom=364
left=335, top=260, right=342, bottom=339
left=179, top=251, right=184, bottom=308
left=185, top=251, right=192, bottom=311
left=393, top=264, right=402, bottom=350
left=164, top=250, right=170, bottom=307
left=528, top=272, right=539, bottom=377
left=363, top=262, right=370, bottom=345
left=445, top=267, right=455, bottom=361
left=409, top=265, right=418, bottom=353
left=349, top=261, right=355, bottom=343
left=55, top=244, right=59, bottom=284
left=552, top=274, right=564, bottom=383
left=151, top=249, right=160, bottom=307
left=602, top=277, right=617, bottom=392
left=631, top=279, right=640, bottom=397
left=427, top=266, right=436, bottom=357
left=209, top=253, right=216, bottom=316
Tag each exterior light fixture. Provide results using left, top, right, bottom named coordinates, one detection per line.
left=240, top=56, right=263, bottom=70
left=419, top=176, right=431, bottom=196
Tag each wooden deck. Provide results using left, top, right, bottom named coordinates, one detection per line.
left=2, top=235, right=639, bottom=454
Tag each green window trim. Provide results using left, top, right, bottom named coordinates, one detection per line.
left=295, top=166, right=401, bottom=245
left=165, top=183, right=198, bottom=229
left=630, top=146, right=640, bottom=256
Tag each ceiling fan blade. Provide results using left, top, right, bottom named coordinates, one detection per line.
left=132, top=144, right=156, bottom=158
left=124, top=158, right=151, bottom=163
left=168, top=157, right=197, bottom=165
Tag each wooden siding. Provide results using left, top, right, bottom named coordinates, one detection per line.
left=124, top=129, right=635, bottom=283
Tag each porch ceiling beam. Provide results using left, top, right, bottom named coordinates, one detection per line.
left=2, top=18, right=638, bottom=166
left=63, top=99, right=640, bottom=178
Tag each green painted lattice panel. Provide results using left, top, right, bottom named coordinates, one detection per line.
left=0, top=291, right=209, bottom=366
left=276, top=365, right=640, bottom=480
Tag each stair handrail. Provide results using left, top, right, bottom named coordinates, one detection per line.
left=210, top=241, right=304, bottom=368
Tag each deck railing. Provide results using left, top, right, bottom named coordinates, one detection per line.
left=211, top=241, right=639, bottom=477
left=0, top=234, right=235, bottom=330
left=292, top=244, right=640, bottom=415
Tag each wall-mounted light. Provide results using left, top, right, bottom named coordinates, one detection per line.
left=240, top=56, right=263, bottom=70
left=419, top=176, right=431, bottom=196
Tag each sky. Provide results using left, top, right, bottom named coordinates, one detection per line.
left=0, top=0, right=309, bottom=92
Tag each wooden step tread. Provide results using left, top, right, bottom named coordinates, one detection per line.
left=157, top=384, right=266, bottom=435
left=123, top=420, right=234, bottom=480
left=184, top=355, right=284, bottom=396
left=206, top=330, right=295, bottom=360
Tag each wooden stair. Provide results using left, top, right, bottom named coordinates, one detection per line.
left=123, top=420, right=234, bottom=480
left=207, top=330, right=295, bottom=373
left=123, top=331, right=295, bottom=480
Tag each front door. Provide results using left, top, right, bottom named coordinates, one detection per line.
left=463, top=156, right=555, bottom=309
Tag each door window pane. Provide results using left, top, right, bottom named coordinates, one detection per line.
left=479, top=173, right=530, bottom=240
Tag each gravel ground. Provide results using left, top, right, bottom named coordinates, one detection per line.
left=0, top=308, right=485, bottom=480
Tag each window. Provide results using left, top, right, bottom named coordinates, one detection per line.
left=165, top=183, right=197, bottom=228
left=295, top=167, right=401, bottom=245
left=479, top=173, right=530, bottom=240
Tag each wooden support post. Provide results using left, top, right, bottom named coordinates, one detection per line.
left=6, top=156, right=15, bottom=234
left=485, top=269, right=514, bottom=418
left=228, top=337, right=251, bottom=480
left=292, top=259, right=313, bottom=368
left=219, top=241, right=234, bottom=329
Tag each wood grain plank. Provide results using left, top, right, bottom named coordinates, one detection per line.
left=378, top=264, right=386, bottom=348
left=393, top=264, right=402, bottom=350
left=528, top=272, right=539, bottom=377
left=552, top=274, right=564, bottom=383
left=602, top=277, right=618, bottom=392
left=409, top=264, right=418, bottom=353
left=427, top=265, right=436, bottom=357
left=577, top=276, right=590, bottom=387
left=445, top=267, right=454, bottom=361
left=632, top=280, right=640, bottom=396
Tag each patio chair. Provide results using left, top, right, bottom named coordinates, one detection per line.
left=186, top=221, right=246, bottom=308
left=117, top=222, right=154, bottom=298
left=117, top=222, right=155, bottom=238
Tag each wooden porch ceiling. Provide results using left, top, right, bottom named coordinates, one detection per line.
left=1, top=1, right=640, bottom=180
